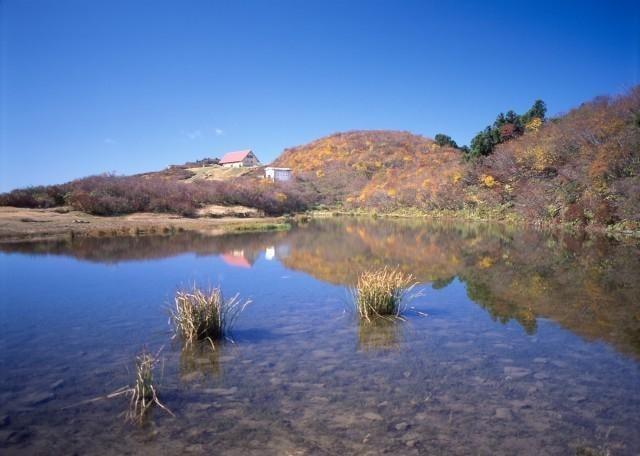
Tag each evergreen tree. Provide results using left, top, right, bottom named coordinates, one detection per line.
left=434, top=134, right=459, bottom=148
left=466, top=99, right=547, bottom=158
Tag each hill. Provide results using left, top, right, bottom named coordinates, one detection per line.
left=273, top=88, right=639, bottom=230
left=471, top=87, right=640, bottom=226
left=274, top=130, right=465, bottom=209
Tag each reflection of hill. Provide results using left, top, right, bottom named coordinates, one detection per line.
left=282, top=219, right=640, bottom=359
left=357, top=319, right=401, bottom=351
left=281, top=218, right=515, bottom=285
left=2, top=218, right=639, bottom=358
left=459, top=233, right=640, bottom=358
left=0, top=231, right=287, bottom=264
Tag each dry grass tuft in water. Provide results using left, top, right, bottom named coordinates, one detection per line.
left=352, top=266, right=415, bottom=321
left=72, top=348, right=174, bottom=424
left=171, top=286, right=250, bottom=347
left=125, top=350, right=169, bottom=422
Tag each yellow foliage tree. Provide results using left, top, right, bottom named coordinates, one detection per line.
left=482, top=175, right=496, bottom=188
left=525, top=117, right=543, bottom=132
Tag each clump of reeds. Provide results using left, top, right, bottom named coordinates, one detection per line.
left=170, top=286, right=250, bottom=347
left=74, top=348, right=173, bottom=424
left=352, top=266, right=415, bottom=321
left=126, top=351, right=162, bottom=422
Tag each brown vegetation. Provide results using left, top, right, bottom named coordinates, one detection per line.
left=473, top=87, right=640, bottom=226
left=274, top=87, right=640, bottom=228
left=99, top=349, right=173, bottom=424
left=0, top=173, right=315, bottom=217
left=171, top=286, right=250, bottom=347
left=275, top=130, right=465, bottom=211
left=0, top=206, right=288, bottom=243
left=352, top=266, right=415, bottom=321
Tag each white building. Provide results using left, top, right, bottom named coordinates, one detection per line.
left=219, top=150, right=261, bottom=168
left=265, top=167, right=292, bottom=182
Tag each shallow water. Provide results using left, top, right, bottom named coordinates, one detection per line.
left=0, top=218, right=639, bottom=455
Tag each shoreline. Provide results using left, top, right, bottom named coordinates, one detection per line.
left=0, top=207, right=290, bottom=243
left=306, top=208, right=640, bottom=240
left=1, top=205, right=638, bottom=244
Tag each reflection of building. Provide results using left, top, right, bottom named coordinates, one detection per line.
left=219, top=242, right=289, bottom=268
left=221, top=249, right=257, bottom=268
left=265, top=246, right=275, bottom=261
left=220, top=150, right=261, bottom=168
left=263, top=244, right=290, bottom=261
left=265, top=166, right=292, bottom=182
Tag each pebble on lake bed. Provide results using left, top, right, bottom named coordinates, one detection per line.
left=503, top=367, right=531, bottom=379
left=495, top=408, right=514, bottom=420
left=23, top=392, right=55, bottom=407
left=395, top=422, right=410, bottom=431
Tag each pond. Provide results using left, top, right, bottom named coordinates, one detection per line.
left=0, top=218, right=639, bottom=455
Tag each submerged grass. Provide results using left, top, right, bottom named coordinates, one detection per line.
left=352, top=266, right=415, bottom=321
left=73, top=348, right=173, bottom=424
left=357, top=318, right=401, bottom=351
left=126, top=350, right=167, bottom=422
left=171, top=286, right=250, bottom=347
left=179, top=341, right=222, bottom=379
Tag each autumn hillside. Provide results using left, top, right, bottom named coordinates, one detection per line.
left=275, top=88, right=640, bottom=228
left=473, top=87, right=640, bottom=226
left=274, top=130, right=465, bottom=209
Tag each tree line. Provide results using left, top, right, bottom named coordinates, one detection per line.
left=435, top=99, right=547, bottom=158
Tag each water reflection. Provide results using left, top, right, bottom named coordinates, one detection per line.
left=221, top=250, right=254, bottom=268
left=1, top=218, right=639, bottom=360
left=1, top=218, right=640, bottom=454
left=357, top=319, right=401, bottom=351
left=179, top=342, right=222, bottom=380
left=0, top=230, right=288, bottom=264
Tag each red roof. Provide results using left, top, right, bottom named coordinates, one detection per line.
left=221, top=253, right=251, bottom=268
left=220, top=149, right=252, bottom=164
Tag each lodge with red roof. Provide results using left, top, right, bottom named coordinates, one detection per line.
left=219, top=149, right=261, bottom=168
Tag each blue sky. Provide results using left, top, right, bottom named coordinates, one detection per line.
left=1, top=0, right=638, bottom=191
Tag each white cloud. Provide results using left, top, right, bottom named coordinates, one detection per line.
left=215, top=128, right=224, bottom=136
left=185, top=130, right=202, bottom=140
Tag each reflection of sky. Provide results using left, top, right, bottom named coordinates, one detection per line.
left=0, top=249, right=541, bottom=363
left=0, top=247, right=342, bottom=352
left=1, top=219, right=640, bottom=363
left=0, top=248, right=621, bottom=357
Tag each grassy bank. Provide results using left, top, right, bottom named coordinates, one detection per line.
left=0, top=207, right=292, bottom=243
left=225, top=222, right=292, bottom=233
left=305, top=206, right=640, bottom=239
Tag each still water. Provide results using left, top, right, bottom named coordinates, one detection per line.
left=0, top=218, right=639, bottom=455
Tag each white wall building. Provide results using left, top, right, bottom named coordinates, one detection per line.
left=265, top=167, right=292, bottom=182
